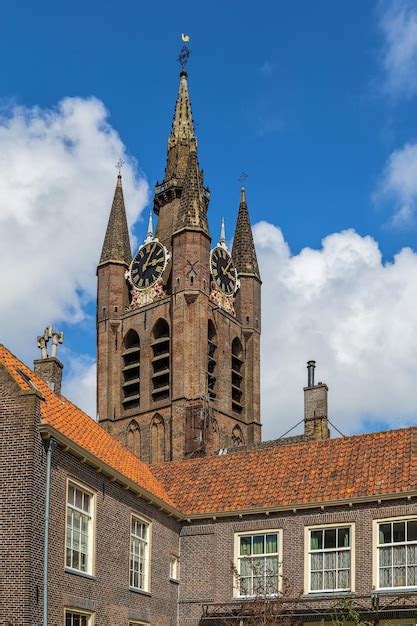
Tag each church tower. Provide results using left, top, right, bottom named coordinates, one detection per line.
left=97, top=60, right=262, bottom=463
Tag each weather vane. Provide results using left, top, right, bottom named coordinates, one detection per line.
left=116, top=158, right=125, bottom=175
left=239, top=171, right=248, bottom=187
left=178, top=33, right=191, bottom=71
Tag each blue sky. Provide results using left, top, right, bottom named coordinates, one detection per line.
left=1, top=1, right=417, bottom=437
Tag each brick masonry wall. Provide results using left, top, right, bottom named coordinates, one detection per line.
left=0, top=367, right=45, bottom=626
left=178, top=499, right=417, bottom=625
left=46, top=447, right=180, bottom=626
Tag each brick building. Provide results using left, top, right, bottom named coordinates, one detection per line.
left=1, top=56, right=417, bottom=626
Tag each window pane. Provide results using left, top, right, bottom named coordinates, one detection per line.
left=407, top=565, right=417, bottom=586
left=253, top=535, right=264, bottom=555
left=83, top=493, right=90, bottom=513
left=379, top=523, right=392, bottom=544
left=311, top=571, right=323, bottom=591
left=240, top=558, right=252, bottom=577
left=408, top=521, right=417, bottom=542
left=407, top=545, right=417, bottom=566
left=338, top=527, right=350, bottom=548
left=338, top=569, right=349, bottom=589
left=253, top=575, right=264, bottom=595
left=393, top=522, right=406, bottom=543
left=240, top=536, right=251, bottom=556
left=251, top=557, right=264, bottom=578
left=324, top=551, right=336, bottom=570
left=75, top=489, right=83, bottom=510
left=380, top=547, right=392, bottom=567
left=380, top=567, right=392, bottom=587
left=265, top=534, right=277, bottom=553
left=311, top=530, right=322, bottom=550
left=265, top=556, right=278, bottom=575
left=311, top=552, right=323, bottom=571
left=393, top=545, right=406, bottom=566
left=240, top=577, right=250, bottom=596
left=265, top=574, right=278, bottom=594
left=324, top=569, right=336, bottom=590
left=324, top=528, right=336, bottom=549
left=393, top=566, right=406, bottom=587
left=338, top=550, right=350, bottom=569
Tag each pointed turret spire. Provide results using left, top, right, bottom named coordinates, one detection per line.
left=145, top=209, right=154, bottom=243
left=232, top=187, right=260, bottom=279
left=219, top=217, right=227, bottom=248
left=99, top=175, right=132, bottom=265
left=165, top=71, right=196, bottom=182
left=174, top=138, right=209, bottom=234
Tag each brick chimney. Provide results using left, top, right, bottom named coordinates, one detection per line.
left=304, top=360, right=330, bottom=441
left=33, top=326, right=64, bottom=395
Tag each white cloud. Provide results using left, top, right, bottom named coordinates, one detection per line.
left=379, top=0, right=417, bottom=98
left=0, top=97, right=148, bottom=372
left=375, top=141, right=417, bottom=226
left=255, top=222, right=417, bottom=438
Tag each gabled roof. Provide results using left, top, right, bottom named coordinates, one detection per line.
left=152, top=427, right=417, bottom=517
left=0, top=345, right=176, bottom=512
left=1, top=343, right=416, bottom=520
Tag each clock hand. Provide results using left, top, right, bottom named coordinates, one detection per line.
left=143, top=243, right=156, bottom=271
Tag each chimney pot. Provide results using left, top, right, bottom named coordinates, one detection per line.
left=307, top=360, right=316, bottom=387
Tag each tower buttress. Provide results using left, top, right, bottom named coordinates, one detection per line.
left=97, top=174, right=131, bottom=423
left=232, top=186, right=262, bottom=443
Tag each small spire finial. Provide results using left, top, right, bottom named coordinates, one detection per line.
left=145, top=210, right=154, bottom=243
left=238, top=171, right=248, bottom=189
left=219, top=217, right=227, bottom=248
left=116, top=158, right=125, bottom=176
left=178, top=36, right=191, bottom=72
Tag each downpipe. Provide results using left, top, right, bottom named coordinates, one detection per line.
left=43, top=438, right=57, bottom=626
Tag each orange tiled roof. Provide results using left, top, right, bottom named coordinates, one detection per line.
left=152, top=428, right=417, bottom=516
left=2, top=343, right=417, bottom=518
left=0, top=345, right=176, bottom=509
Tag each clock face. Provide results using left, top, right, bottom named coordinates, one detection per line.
left=210, top=246, right=238, bottom=296
left=129, top=240, right=167, bottom=290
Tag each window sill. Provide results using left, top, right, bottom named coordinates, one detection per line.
left=304, top=591, right=354, bottom=597
left=129, top=586, right=152, bottom=597
left=374, top=588, right=417, bottom=595
left=169, top=577, right=180, bottom=585
left=64, top=567, right=96, bottom=581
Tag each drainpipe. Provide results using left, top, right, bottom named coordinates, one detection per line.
left=43, top=438, right=57, bottom=626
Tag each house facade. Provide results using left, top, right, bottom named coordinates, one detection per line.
left=1, top=53, right=417, bottom=626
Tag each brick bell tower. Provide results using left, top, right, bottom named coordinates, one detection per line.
left=97, top=62, right=262, bottom=463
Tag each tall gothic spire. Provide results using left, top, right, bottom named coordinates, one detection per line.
left=232, top=187, right=260, bottom=279
left=99, top=175, right=132, bottom=265
left=165, top=70, right=196, bottom=182
left=174, top=138, right=209, bottom=234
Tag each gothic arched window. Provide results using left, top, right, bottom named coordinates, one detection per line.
left=231, top=337, right=244, bottom=414
left=232, top=424, right=244, bottom=447
left=122, top=329, right=140, bottom=410
left=126, top=420, right=141, bottom=458
left=151, top=319, right=170, bottom=402
left=150, top=414, right=166, bottom=464
left=207, top=320, right=217, bottom=401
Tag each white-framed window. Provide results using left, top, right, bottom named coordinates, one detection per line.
left=306, top=524, right=353, bottom=593
left=130, top=514, right=150, bottom=591
left=170, top=554, right=179, bottom=580
left=65, top=608, right=94, bottom=626
left=234, top=530, right=281, bottom=597
left=375, top=517, right=417, bottom=589
left=65, top=480, right=95, bottom=575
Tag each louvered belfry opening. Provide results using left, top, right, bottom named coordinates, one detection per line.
left=122, top=330, right=140, bottom=410
left=231, top=337, right=244, bottom=414
left=207, top=321, right=217, bottom=401
left=151, top=319, right=170, bottom=402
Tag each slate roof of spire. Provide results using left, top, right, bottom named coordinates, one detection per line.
left=165, top=70, right=196, bottom=182
left=232, top=187, right=260, bottom=279
left=174, top=139, right=209, bottom=234
left=99, top=175, right=132, bottom=266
